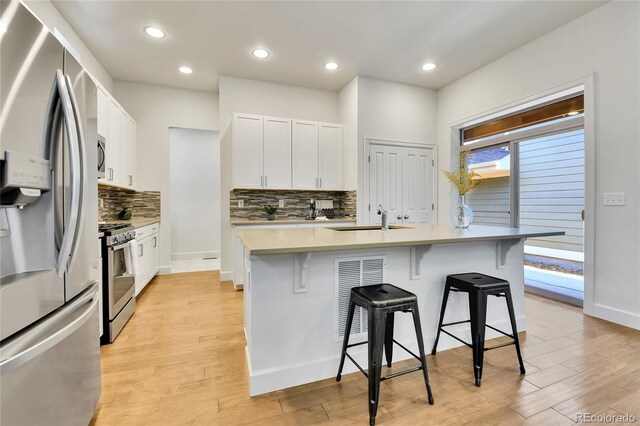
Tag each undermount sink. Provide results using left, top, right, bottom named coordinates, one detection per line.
left=329, top=225, right=412, bottom=231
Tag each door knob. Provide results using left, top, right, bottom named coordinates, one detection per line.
left=397, top=215, right=402, bottom=220
left=404, top=215, right=409, bottom=219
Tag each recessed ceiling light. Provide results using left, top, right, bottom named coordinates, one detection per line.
left=144, top=26, right=165, bottom=39
left=422, top=62, right=436, bottom=71
left=324, top=62, right=339, bottom=71
left=179, top=66, right=193, bottom=74
left=567, top=111, right=579, bottom=116
left=252, top=48, right=270, bottom=59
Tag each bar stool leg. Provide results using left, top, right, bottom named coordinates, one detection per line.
left=469, top=291, right=487, bottom=387
left=384, top=312, right=395, bottom=368
left=504, top=287, right=526, bottom=375
left=411, top=303, right=435, bottom=405
left=431, top=282, right=451, bottom=355
left=336, top=298, right=357, bottom=382
left=367, top=308, right=386, bottom=426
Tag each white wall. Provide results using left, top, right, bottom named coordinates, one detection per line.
left=219, top=75, right=339, bottom=280
left=169, top=128, right=220, bottom=260
left=23, top=0, right=113, bottom=92
left=437, top=2, right=640, bottom=328
left=114, top=81, right=219, bottom=272
left=356, top=77, right=438, bottom=222
left=338, top=77, right=358, bottom=190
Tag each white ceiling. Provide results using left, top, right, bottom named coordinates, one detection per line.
left=52, top=1, right=605, bottom=93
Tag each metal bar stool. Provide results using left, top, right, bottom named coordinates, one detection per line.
left=336, top=283, right=434, bottom=426
left=431, top=272, right=525, bottom=387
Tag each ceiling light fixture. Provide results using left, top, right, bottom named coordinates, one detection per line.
left=252, top=48, right=270, bottom=59
left=179, top=66, right=193, bottom=74
left=144, top=26, right=165, bottom=39
left=324, top=62, right=339, bottom=71
left=422, top=62, right=436, bottom=71
left=567, top=111, right=579, bottom=116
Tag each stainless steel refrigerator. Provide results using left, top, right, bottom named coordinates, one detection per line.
left=0, top=1, right=101, bottom=424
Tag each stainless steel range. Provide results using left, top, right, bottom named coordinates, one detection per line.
left=99, top=223, right=136, bottom=343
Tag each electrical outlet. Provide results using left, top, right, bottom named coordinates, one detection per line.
left=238, top=199, right=244, bottom=208
left=603, top=192, right=625, bottom=206
left=278, top=199, right=285, bottom=208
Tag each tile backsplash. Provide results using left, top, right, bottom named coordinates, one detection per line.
left=99, top=186, right=161, bottom=220
left=230, top=189, right=356, bottom=220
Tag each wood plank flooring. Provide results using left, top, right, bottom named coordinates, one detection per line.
left=91, top=271, right=640, bottom=425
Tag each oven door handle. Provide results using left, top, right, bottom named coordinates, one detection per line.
left=110, top=241, right=134, bottom=251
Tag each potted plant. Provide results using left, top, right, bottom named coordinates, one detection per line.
left=264, top=204, right=278, bottom=221
left=444, top=151, right=481, bottom=228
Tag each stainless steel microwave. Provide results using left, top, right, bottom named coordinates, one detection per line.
left=97, top=135, right=105, bottom=179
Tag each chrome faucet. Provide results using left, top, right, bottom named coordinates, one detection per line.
left=377, top=204, right=389, bottom=231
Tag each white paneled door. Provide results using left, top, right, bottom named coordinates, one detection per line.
left=368, top=143, right=434, bottom=225
left=369, top=144, right=403, bottom=225
left=402, top=147, right=434, bottom=224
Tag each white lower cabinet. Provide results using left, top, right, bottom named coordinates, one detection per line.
left=134, top=223, right=160, bottom=296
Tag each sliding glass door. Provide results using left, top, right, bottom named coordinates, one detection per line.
left=465, top=118, right=585, bottom=305
left=516, top=127, right=585, bottom=305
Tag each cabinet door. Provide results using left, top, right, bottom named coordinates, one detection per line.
left=233, top=233, right=244, bottom=286
left=233, top=114, right=263, bottom=189
left=134, top=239, right=146, bottom=295
left=127, top=117, right=136, bottom=189
left=292, top=120, right=319, bottom=190
left=318, top=123, right=344, bottom=190
left=150, top=235, right=159, bottom=277
left=402, top=147, right=434, bottom=224
left=105, top=99, right=120, bottom=184
left=263, top=117, right=291, bottom=189
left=97, top=88, right=107, bottom=138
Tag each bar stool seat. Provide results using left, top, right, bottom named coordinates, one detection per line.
left=431, top=273, right=525, bottom=387
left=336, top=283, right=434, bottom=426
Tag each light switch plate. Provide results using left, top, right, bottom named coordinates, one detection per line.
left=238, top=199, right=244, bottom=208
left=279, top=199, right=285, bottom=208
left=603, top=192, right=625, bottom=206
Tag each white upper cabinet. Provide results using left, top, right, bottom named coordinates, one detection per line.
left=96, top=80, right=137, bottom=190
left=120, top=114, right=136, bottom=189
left=318, top=123, right=344, bottom=190
left=232, top=113, right=344, bottom=191
left=292, top=120, right=319, bottom=190
left=263, top=117, right=291, bottom=189
left=96, top=87, right=107, bottom=138
left=233, top=114, right=264, bottom=189
left=104, top=98, right=120, bottom=185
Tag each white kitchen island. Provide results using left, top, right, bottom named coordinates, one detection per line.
left=236, top=224, right=563, bottom=396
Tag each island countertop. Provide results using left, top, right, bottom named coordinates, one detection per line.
left=236, top=224, right=564, bottom=255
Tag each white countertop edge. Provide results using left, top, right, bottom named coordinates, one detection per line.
left=237, top=225, right=565, bottom=255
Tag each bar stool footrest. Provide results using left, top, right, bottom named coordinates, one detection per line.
left=343, top=338, right=428, bottom=381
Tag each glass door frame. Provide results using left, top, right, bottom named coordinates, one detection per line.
left=462, top=115, right=585, bottom=228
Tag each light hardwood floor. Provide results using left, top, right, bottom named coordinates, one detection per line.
left=91, top=271, right=640, bottom=425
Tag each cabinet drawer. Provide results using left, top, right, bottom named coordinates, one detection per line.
left=135, top=222, right=159, bottom=240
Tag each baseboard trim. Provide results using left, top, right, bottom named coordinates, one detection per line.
left=171, top=251, right=220, bottom=260
left=590, top=303, right=640, bottom=330
left=158, top=265, right=172, bottom=275
left=220, top=271, right=234, bottom=281
left=246, top=316, right=525, bottom=396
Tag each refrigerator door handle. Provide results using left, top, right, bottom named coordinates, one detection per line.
left=52, top=70, right=81, bottom=278
left=64, top=74, right=87, bottom=275
left=0, top=283, right=98, bottom=373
